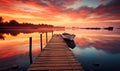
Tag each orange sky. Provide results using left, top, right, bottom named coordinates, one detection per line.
left=0, top=0, right=120, bottom=27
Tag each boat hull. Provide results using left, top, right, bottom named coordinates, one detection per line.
left=62, top=33, right=76, bottom=49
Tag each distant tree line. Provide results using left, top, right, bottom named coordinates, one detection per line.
left=0, top=16, right=54, bottom=29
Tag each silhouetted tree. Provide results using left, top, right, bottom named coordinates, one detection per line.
left=9, top=20, right=19, bottom=24
left=0, top=34, right=5, bottom=40
left=0, top=16, right=54, bottom=29
left=0, top=16, right=3, bottom=23
left=4, top=21, right=9, bottom=24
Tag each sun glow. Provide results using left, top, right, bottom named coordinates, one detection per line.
left=0, top=0, right=119, bottom=27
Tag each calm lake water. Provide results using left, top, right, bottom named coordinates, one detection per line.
left=0, top=29, right=120, bottom=71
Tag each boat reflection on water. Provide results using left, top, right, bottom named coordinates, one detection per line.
left=64, top=39, right=76, bottom=49
left=62, top=33, right=76, bottom=49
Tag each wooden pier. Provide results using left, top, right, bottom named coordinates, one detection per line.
left=27, top=34, right=84, bottom=71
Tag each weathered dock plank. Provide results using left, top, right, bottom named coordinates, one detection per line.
left=27, top=34, right=84, bottom=71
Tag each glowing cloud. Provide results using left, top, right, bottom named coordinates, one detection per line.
left=0, top=0, right=120, bottom=27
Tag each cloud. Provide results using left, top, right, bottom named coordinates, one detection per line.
left=0, top=0, right=120, bottom=26
left=99, top=0, right=105, bottom=3
left=39, top=0, right=80, bottom=7
left=94, top=0, right=120, bottom=20
left=14, top=4, right=45, bottom=13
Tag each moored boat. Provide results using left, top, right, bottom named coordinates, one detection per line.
left=62, top=33, right=76, bottom=49
left=62, top=33, right=75, bottom=40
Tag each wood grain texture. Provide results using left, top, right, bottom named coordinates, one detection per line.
left=27, top=34, right=84, bottom=71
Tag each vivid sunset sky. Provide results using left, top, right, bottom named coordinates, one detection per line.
left=0, top=0, right=120, bottom=27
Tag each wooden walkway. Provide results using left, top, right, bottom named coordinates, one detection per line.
left=27, top=34, right=84, bottom=71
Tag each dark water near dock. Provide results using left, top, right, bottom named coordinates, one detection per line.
left=69, top=29, right=120, bottom=71
left=0, top=29, right=120, bottom=71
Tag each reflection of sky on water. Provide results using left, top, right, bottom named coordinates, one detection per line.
left=0, top=32, right=52, bottom=71
left=0, top=53, right=30, bottom=71
left=0, top=29, right=120, bottom=71
left=75, top=36, right=120, bottom=54
left=72, top=35, right=120, bottom=71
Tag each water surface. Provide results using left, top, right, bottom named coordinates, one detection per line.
left=68, top=29, right=120, bottom=71
left=0, top=29, right=120, bottom=71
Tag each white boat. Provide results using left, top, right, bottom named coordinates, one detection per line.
left=62, top=33, right=75, bottom=40
left=62, top=33, right=76, bottom=49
